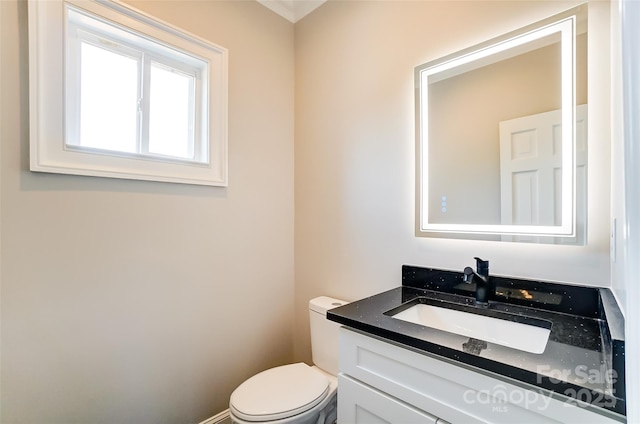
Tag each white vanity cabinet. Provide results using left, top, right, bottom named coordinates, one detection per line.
left=337, top=327, right=623, bottom=424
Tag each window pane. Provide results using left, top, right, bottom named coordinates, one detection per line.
left=149, top=63, right=194, bottom=159
left=79, top=42, right=138, bottom=153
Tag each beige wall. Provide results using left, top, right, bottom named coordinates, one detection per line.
left=294, top=0, right=611, bottom=362
left=1, top=1, right=294, bottom=423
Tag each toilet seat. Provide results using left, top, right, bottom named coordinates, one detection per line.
left=229, top=363, right=330, bottom=422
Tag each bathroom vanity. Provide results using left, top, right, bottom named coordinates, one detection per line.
left=327, top=265, right=626, bottom=423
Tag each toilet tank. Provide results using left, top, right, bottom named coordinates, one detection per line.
left=309, top=296, right=347, bottom=376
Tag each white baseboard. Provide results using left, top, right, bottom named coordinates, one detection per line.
left=198, top=409, right=231, bottom=424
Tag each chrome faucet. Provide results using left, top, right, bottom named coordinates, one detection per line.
left=463, top=257, right=491, bottom=304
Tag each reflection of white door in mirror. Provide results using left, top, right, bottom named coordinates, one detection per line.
left=499, top=104, right=587, bottom=244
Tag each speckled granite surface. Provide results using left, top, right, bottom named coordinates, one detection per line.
left=327, top=265, right=626, bottom=417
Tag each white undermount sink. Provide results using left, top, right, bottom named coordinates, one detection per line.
left=390, top=302, right=551, bottom=354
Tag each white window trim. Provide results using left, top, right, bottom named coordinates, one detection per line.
left=28, top=0, right=228, bottom=186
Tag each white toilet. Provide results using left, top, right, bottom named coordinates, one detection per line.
left=229, top=296, right=346, bottom=424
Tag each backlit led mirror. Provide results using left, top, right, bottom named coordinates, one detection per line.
left=416, top=5, right=587, bottom=243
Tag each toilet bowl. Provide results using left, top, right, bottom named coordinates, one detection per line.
left=229, top=363, right=337, bottom=424
left=229, top=296, right=345, bottom=424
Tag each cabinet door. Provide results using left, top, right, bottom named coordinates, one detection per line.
left=338, top=374, right=438, bottom=424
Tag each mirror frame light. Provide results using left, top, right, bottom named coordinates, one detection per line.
left=416, top=6, right=584, bottom=238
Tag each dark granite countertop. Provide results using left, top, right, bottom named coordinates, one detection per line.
left=327, top=265, right=626, bottom=418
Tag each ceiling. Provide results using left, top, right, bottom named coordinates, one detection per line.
left=257, top=0, right=327, bottom=23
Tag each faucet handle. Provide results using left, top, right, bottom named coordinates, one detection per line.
left=463, top=266, right=475, bottom=282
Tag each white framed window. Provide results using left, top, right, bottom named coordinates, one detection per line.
left=28, top=0, right=228, bottom=186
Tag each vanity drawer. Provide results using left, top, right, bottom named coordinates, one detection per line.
left=339, top=327, right=622, bottom=424
left=338, top=374, right=438, bottom=424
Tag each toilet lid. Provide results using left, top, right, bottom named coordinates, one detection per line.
left=230, top=363, right=329, bottom=422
